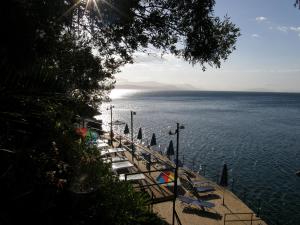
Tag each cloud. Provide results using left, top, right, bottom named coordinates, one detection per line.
left=290, top=26, right=300, bottom=32
left=274, top=26, right=300, bottom=37
left=276, top=26, right=289, bottom=32
left=251, top=34, right=260, bottom=38
left=255, top=16, right=267, bottom=22
left=290, top=27, right=300, bottom=38
left=133, top=52, right=166, bottom=64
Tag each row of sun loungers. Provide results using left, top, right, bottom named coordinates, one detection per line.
left=96, top=139, right=146, bottom=182
left=102, top=156, right=127, bottom=163
left=96, top=137, right=217, bottom=212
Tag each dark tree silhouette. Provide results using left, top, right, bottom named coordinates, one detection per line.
left=1, top=0, right=240, bottom=104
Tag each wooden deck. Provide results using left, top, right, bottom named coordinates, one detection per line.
left=104, top=133, right=267, bottom=225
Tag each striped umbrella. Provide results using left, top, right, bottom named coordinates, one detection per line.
left=156, top=171, right=174, bottom=186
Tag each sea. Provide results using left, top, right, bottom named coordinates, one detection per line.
left=100, top=89, right=300, bottom=225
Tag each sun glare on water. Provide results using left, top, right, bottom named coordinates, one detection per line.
left=109, top=89, right=140, bottom=100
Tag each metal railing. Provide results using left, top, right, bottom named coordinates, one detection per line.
left=224, top=212, right=262, bottom=225
left=174, top=210, right=183, bottom=225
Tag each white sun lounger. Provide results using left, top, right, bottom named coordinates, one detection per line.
left=97, top=142, right=109, bottom=148
left=97, top=139, right=108, bottom=143
left=100, top=148, right=126, bottom=156
left=103, top=156, right=128, bottom=163
left=107, top=148, right=126, bottom=154
left=100, top=150, right=109, bottom=156
left=119, top=173, right=146, bottom=181
left=111, top=161, right=134, bottom=171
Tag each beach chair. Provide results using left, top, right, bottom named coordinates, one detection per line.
left=180, top=176, right=215, bottom=195
left=194, top=186, right=215, bottom=193
left=119, top=173, right=146, bottom=181
left=184, top=174, right=213, bottom=188
left=102, top=156, right=128, bottom=164
left=178, top=195, right=215, bottom=211
left=111, top=161, right=134, bottom=171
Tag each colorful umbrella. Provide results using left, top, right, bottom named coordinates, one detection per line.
left=86, top=130, right=99, bottom=142
left=75, top=127, right=88, bottom=138
left=76, top=127, right=100, bottom=143
left=156, top=171, right=174, bottom=186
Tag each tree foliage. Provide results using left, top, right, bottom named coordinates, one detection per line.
left=1, top=0, right=240, bottom=101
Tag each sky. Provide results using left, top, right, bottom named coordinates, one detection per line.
left=116, top=0, right=300, bottom=92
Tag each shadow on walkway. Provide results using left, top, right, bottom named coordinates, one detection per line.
left=182, top=207, right=223, bottom=220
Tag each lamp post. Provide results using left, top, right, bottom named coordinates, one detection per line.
left=106, top=105, right=114, bottom=146
left=130, top=111, right=136, bottom=161
left=169, top=123, right=184, bottom=225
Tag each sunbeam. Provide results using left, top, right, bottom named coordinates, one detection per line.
left=62, top=0, right=124, bottom=22
left=61, top=0, right=82, bottom=18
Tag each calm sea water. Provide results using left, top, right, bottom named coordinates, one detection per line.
left=100, top=90, right=300, bottom=225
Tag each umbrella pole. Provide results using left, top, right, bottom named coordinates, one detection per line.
left=223, top=188, right=225, bottom=205
left=130, top=111, right=135, bottom=162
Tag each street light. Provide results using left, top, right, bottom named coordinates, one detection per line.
left=130, top=111, right=136, bottom=161
left=106, top=105, right=114, bottom=146
left=169, top=123, right=184, bottom=225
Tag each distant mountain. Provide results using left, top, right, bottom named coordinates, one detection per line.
left=244, top=88, right=274, bottom=93
left=115, top=80, right=197, bottom=90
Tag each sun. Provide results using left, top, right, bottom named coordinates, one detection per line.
left=86, top=0, right=97, bottom=8
left=109, top=89, right=140, bottom=100
left=85, top=0, right=101, bottom=16
left=62, top=0, right=120, bottom=21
